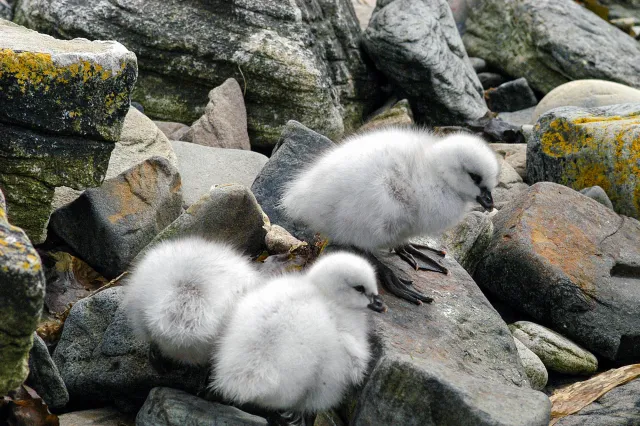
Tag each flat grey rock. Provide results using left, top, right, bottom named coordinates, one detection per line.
left=171, top=141, right=268, bottom=207
left=485, top=78, right=537, bottom=113
left=27, top=333, right=69, bottom=409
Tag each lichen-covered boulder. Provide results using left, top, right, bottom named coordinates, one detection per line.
left=463, top=0, right=640, bottom=95
left=474, top=182, right=640, bottom=363
left=14, top=0, right=380, bottom=148
left=527, top=103, right=640, bottom=219
left=363, top=0, right=488, bottom=125
left=0, top=20, right=137, bottom=242
left=0, top=189, right=45, bottom=395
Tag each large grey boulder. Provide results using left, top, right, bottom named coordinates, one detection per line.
left=0, top=189, right=45, bottom=395
left=49, top=157, right=183, bottom=279
left=463, top=0, right=640, bottom=95
left=527, top=103, right=640, bottom=219
left=14, top=0, right=380, bottom=148
left=474, top=182, right=640, bottom=363
left=52, top=288, right=207, bottom=406
left=251, top=121, right=334, bottom=242
left=27, top=333, right=69, bottom=409
left=0, top=20, right=137, bottom=242
left=363, top=0, right=487, bottom=125
left=348, top=251, right=550, bottom=425
left=137, top=387, right=267, bottom=426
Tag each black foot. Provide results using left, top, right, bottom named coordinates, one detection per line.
left=395, top=243, right=448, bottom=274
left=267, top=411, right=313, bottom=426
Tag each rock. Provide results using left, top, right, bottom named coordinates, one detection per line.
left=27, top=333, right=69, bottom=409
left=497, top=107, right=535, bottom=127
left=510, top=321, right=598, bottom=375
left=14, top=0, right=380, bottom=148
left=490, top=143, right=527, bottom=180
left=526, top=103, right=640, bottom=219
left=265, top=224, right=306, bottom=255
left=440, top=211, right=493, bottom=275
left=52, top=287, right=207, bottom=406
left=171, top=140, right=268, bottom=207
left=352, top=0, right=377, bottom=30
left=532, top=80, right=640, bottom=122
left=512, top=337, right=548, bottom=391
left=363, top=0, right=488, bottom=125
left=137, top=387, right=267, bottom=426
left=485, top=78, right=537, bottom=113
left=554, top=377, right=640, bottom=426
left=489, top=158, right=529, bottom=210
left=347, top=250, right=551, bottom=425
left=447, top=0, right=480, bottom=34
left=139, top=184, right=267, bottom=260
left=468, top=56, right=487, bottom=73
left=579, top=186, right=614, bottom=210
left=463, top=0, right=640, bottom=95
left=600, top=0, right=640, bottom=22
left=59, top=408, right=135, bottom=426
left=0, top=189, right=45, bottom=395
left=0, top=20, right=137, bottom=242
left=130, top=101, right=144, bottom=113
left=251, top=121, right=334, bottom=242
left=474, top=182, right=640, bottom=363
left=478, top=72, right=506, bottom=90
left=0, top=2, right=12, bottom=20
left=48, top=157, right=182, bottom=279
left=359, top=99, right=414, bottom=132
left=179, top=78, right=250, bottom=150
left=154, top=121, right=190, bottom=141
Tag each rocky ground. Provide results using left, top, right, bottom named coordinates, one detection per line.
left=1, top=0, right=640, bottom=425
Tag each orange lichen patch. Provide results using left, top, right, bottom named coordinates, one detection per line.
left=106, top=163, right=160, bottom=224
left=0, top=49, right=121, bottom=93
left=529, top=220, right=598, bottom=294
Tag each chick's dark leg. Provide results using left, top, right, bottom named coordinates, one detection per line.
left=395, top=243, right=448, bottom=274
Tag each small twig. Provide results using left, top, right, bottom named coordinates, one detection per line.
left=237, top=65, right=247, bottom=96
left=86, top=271, right=129, bottom=298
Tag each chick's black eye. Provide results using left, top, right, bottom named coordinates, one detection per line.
left=469, top=172, right=482, bottom=185
left=353, top=285, right=365, bottom=294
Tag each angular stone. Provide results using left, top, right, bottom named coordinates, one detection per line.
left=490, top=158, right=529, bottom=210
left=171, top=141, right=268, bottom=207
left=14, top=0, right=380, bottom=148
left=478, top=72, right=506, bottom=90
left=491, top=143, right=527, bottom=179
left=265, top=224, right=305, bottom=255
left=27, top=333, right=69, bottom=409
left=468, top=56, right=486, bottom=73
left=358, top=99, right=414, bottom=132
left=0, top=188, right=45, bottom=395
left=510, top=321, right=598, bottom=375
left=137, top=387, right=267, bottom=426
left=363, top=0, right=488, bottom=125
left=532, top=80, right=640, bottom=122
left=52, top=288, right=207, bottom=406
left=527, top=103, right=640, bottom=219
left=57, top=407, right=135, bottom=426
left=48, top=157, right=182, bottom=279
left=474, top=182, right=640, bottom=362
left=0, top=20, right=136, bottom=141
left=463, top=0, right=640, bottom=95
left=496, top=107, right=535, bottom=127
left=485, top=78, right=537, bottom=113
left=154, top=121, right=190, bottom=141
left=348, top=250, right=550, bottom=425
left=138, top=184, right=267, bottom=261
left=579, top=186, right=614, bottom=210
left=180, top=78, right=250, bottom=150
left=440, top=211, right=493, bottom=275
left=251, top=121, right=334, bottom=241
left=512, top=337, right=548, bottom=391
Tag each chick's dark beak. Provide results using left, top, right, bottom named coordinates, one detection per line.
left=476, top=188, right=494, bottom=210
left=367, top=295, right=387, bottom=313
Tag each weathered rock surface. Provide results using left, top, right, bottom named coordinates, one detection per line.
left=14, top=0, right=379, bottom=148
left=251, top=121, right=334, bottom=242
left=510, top=321, right=598, bottom=375
left=580, top=186, right=614, bottom=210
left=463, top=0, right=640, bottom=95
left=491, top=143, right=527, bottom=179
left=0, top=1, right=12, bottom=20
left=497, top=108, right=535, bottom=128
left=527, top=103, right=640, bottom=219
left=27, top=333, right=69, bottom=409
left=485, top=78, right=537, bottom=113
left=0, top=189, right=45, bottom=395
left=137, top=387, right=267, bottom=426
left=57, top=407, right=135, bottom=426
left=0, top=20, right=137, bottom=242
left=489, top=158, right=529, bottom=210
left=138, top=184, right=267, bottom=261
left=52, top=288, right=206, bottom=406
left=265, top=224, right=305, bottom=255
left=555, top=377, right=640, bottom=426
left=48, top=157, right=182, bottom=279
left=154, top=121, right=190, bottom=141
left=474, top=182, right=640, bottom=363
left=512, top=338, right=548, bottom=391
left=440, top=211, right=493, bottom=275
left=347, top=250, right=550, bottom=425
left=171, top=141, right=268, bottom=207
left=359, top=98, right=414, bottom=132
left=532, top=80, right=640, bottom=122
left=363, top=0, right=488, bottom=125
left=179, top=78, right=250, bottom=150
